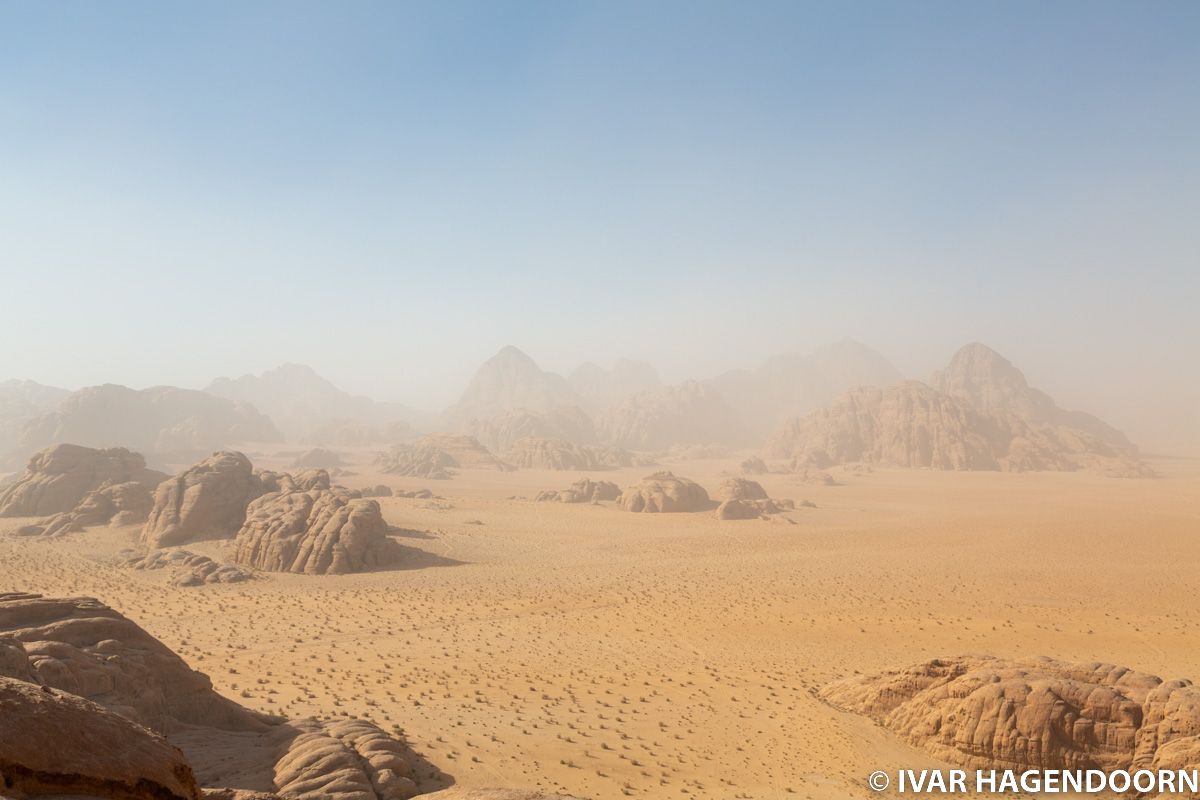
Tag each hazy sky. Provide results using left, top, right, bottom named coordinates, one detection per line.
left=2, top=2, right=1197, bottom=449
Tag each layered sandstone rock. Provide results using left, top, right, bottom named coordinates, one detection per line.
left=142, top=452, right=267, bottom=549
left=505, top=437, right=637, bottom=471
left=767, top=382, right=1002, bottom=470
left=0, top=443, right=164, bottom=518
left=618, top=472, right=711, bottom=513
left=715, top=477, right=769, bottom=502
left=712, top=478, right=792, bottom=519
left=17, top=479, right=157, bottom=537
left=536, top=478, right=622, bottom=504
left=120, top=548, right=254, bottom=587
left=234, top=485, right=398, bottom=575
left=820, top=656, right=1200, bottom=773
left=273, top=718, right=418, bottom=799
left=0, top=675, right=203, bottom=799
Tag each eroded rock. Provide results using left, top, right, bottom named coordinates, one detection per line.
left=617, top=472, right=710, bottom=513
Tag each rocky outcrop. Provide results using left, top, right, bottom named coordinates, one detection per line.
left=0, top=443, right=164, bottom=518
left=0, top=593, right=424, bottom=799
left=119, top=548, right=254, bottom=587
left=617, top=472, right=711, bottom=513
left=505, top=437, right=638, bottom=471
left=820, top=656, right=1200, bottom=773
left=767, top=382, right=1002, bottom=470
left=7, top=383, right=280, bottom=467
left=16, top=479, right=156, bottom=537
left=715, top=477, right=769, bottom=502
left=597, top=380, right=743, bottom=451
left=769, top=344, right=1150, bottom=475
left=377, top=434, right=512, bottom=479
left=0, top=675, right=203, bottom=799
left=536, top=478, right=622, bottom=504
left=141, top=452, right=268, bottom=549
left=712, top=478, right=792, bottom=519
left=233, top=484, right=398, bottom=575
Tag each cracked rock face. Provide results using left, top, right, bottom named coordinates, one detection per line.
left=820, top=656, right=1200, bottom=773
left=233, top=485, right=399, bottom=575
left=617, top=472, right=710, bottom=513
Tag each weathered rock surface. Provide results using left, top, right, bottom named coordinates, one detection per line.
left=234, top=484, right=398, bottom=575
left=16, top=478, right=157, bottom=538
left=715, top=477, right=769, bottom=502
left=0, top=593, right=424, bottom=799
left=142, top=452, right=268, bottom=549
left=535, top=478, right=622, bottom=504
left=377, top=434, right=512, bottom=479
left=119, top=548, right=254, bottom=587
left=0, top=444, right=164, bottom=518
left=712, top=479, right=792, bottom=519
left=618, top=472, right=711, bottom=513
left=820, top=656, right=1200, bottom=773
left=596, top=380, right=743, bottom=451
left=0, top=675, right=203, bottom=799
left=767, top=382, right=1002, bottom=470
left=506, top=437, right=637, bottom=471
left=6, top=383, right=280, bottom=468
left=465, top=407, right=595, bottom=455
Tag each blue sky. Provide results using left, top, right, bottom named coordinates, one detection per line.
left=1, top=1, right=1197, bottom=445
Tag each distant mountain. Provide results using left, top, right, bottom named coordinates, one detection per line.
left=205, top=363, right=427, bottom=444
left=568, top=359, right=661, bottom=414
left=768, top=343, right=1148, bottom=475
left=5, top=384, right=281, bottom=469
left=0, top=379, right=70, bottom=457
left=465, top=407, right=595, bottom=454
left=709, top=339, right=904, bottom=438
left=596, top=379, right=744, bottom=451
left=446, top=346, right=580, bottom=423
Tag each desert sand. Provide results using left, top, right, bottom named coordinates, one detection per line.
left=3, top=451, right=1198, bottom=799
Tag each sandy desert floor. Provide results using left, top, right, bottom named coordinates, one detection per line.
left=2, top=454, right=1199, bottom=800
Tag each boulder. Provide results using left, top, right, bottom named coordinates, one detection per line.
left=617, top=472, right=710, bottom=513
left=233, top=486, right=399, bottom=575
left=142, top=452, right=267, bottom=549
left=820, top=656, right=1200, bottom=773
left=0, top=444, right=163, bottom=518
left=0, top=675, right=202, bottom=799
left=715, top=477, right=769, bottom=502
left=536, top=478, right=621, bottom=504
left=120, top=549, right=254, bottom=586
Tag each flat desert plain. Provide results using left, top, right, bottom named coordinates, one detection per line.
left=3, top=454, right=1198, bottom=800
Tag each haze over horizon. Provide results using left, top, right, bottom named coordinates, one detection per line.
left=2, top=2, right=1197, bottom=452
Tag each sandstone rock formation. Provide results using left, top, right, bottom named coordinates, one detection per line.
left=715, top=477, right=769, bottom=502
left=359, top=484, right=394, bottom=498
left=712, top=478, right=792, bottom=519
left=119, top=548, right=254, bottom=587
left=505, top=437, right=638, bottom=471
left=0, top=593, right=424, bottom=799
left=6, top=383, right=281, bottom=468
left=596, top=380, right=743, bottom=451
left=446, top=346, right=580, bottom=424
left=618, top=472, right=711, bottom=513
left=205, top=363, right=424, bottom=444
left=377, top=434, right=512, bottom=479
left=768, top=382, right=1001, bottom=470
left=0, top=675, right=203, bottom=799
left=142, top=452, right=267, bottom=549
left=740, top=456, right=768, bottom=475
left=16, top=479, right=156, bottom=537
left=465, top=406, right=595, bottom=454
left=234, top=483, right=399, bottom=575
left=769, top=344, right=1150, bottom=475
left=820, top=656, right=1200, bottom=773
left=0, top=443, right=164, bottom=518
left=536, top=478, right=622, bottom=504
